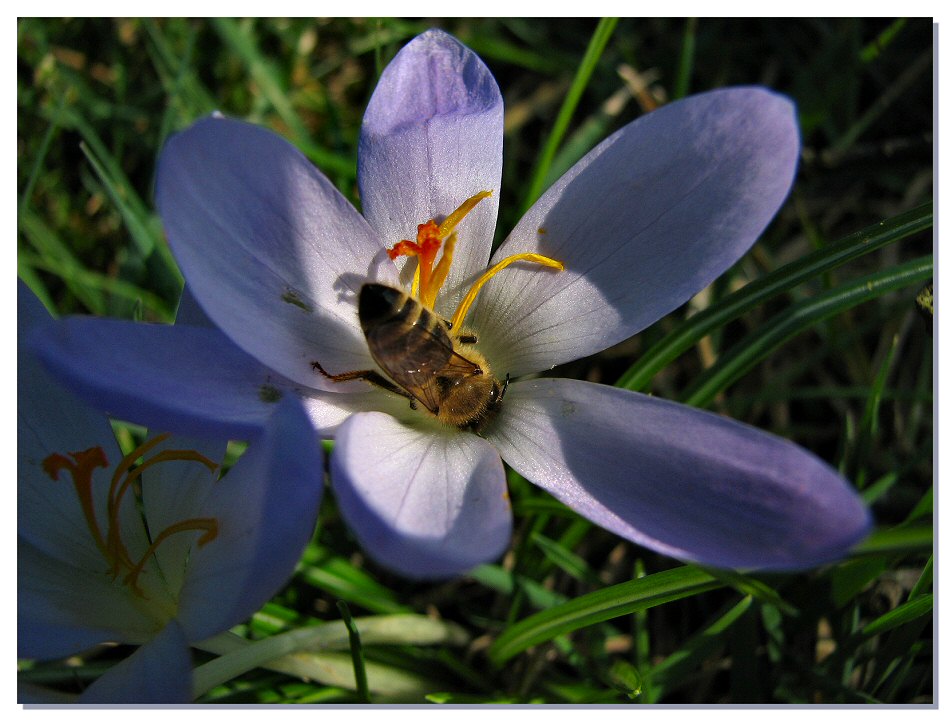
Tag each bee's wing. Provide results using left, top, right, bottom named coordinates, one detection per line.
left=365, top=320, right=480, bottom=415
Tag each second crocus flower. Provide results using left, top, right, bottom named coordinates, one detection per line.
left=19, top=282, right=323, bottom=701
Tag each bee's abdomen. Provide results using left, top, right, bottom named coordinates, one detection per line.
left=358, top=284, right=407, bottom=327
left=359, top=283, right=439, bottom=330
left=359, top=283, right=451, bottom=361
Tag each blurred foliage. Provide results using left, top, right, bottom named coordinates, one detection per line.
left=18, top=18, right=932, bottom=704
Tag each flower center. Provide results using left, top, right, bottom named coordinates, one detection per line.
left=42, top=434, right=219, bottom=597
left=387, top=191, right=564, bottom=331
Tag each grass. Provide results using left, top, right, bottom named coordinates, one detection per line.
left=17, top=18, right=933, bottom=704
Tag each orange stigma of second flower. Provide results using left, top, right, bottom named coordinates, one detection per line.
left=387, top=191, right=565, bottom=331
left=42, top=434, right=219, bottom=597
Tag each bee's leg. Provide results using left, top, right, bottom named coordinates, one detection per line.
left=310, top=361, right=415, bottom=404
left=499, top=373, right=510, bottom=401
left=457, top=333, right=478, bottom=344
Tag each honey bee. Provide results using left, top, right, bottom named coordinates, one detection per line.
left=311, top=283, right=507, bottom=432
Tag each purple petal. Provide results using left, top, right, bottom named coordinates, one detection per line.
left=19, top=284, right=121, bottom=564
left=156, top=115, right=398, bottom=388
left=358, top=29, right=504, bottom=316
left=298, top=385, right=417, bottom=437
left=18, top=282, right=118, bottom=458
left=331, top=411, right=511, bottom=579
left=489, top=378, right=871, bottom=570
left=18, top=539, right=161, bottom=659
left=19, top=283, right=174, bottom=657
left=470, top=87, right=800, bottom=376
left=29, top=316, right=303, bottom=440
left=175, top=397, right=322, bottom=641
left=80, top=621, right=192, bottom=704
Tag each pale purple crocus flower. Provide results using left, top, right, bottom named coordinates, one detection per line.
left=18, top=281, right=322, bottom=702
left=31, top=29, right=870, bottom=580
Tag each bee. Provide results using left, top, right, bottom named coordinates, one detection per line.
left=311, top=283, right=507, bottom=432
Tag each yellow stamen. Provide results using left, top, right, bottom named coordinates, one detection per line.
left=450, top=253, right=565, bottom=331
left=42, top=434, right=220, bottom=598
left=107, top=448, right=219, bottom=575
left=124, top=518, right=218, bottom=595
left=436, top=190, right=492, bottom=240
left=386, top=190, right=565, bottom=332
left=422, top=232, right=457, bottom=309
left=106, top=433, right=172, bottom=574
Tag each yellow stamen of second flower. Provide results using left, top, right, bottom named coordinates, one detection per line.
left=124, top=517, right=218, bottom=592
left=387, top=191, right=565, bottom=330
left=43, top=434, right=219, bottom=597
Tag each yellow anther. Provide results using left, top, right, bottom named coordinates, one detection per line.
left=450, top=253, right=564, bottom=332
left=436, top=190, right=492, bottom=240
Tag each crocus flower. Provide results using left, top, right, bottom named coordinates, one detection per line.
left=31, top=29, right=870, bottom=580
left=18, top=281, right=322, bottom=702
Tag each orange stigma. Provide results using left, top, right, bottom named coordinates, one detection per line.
left=387, top=190, right=493, bottom=309
left=386, top=190, right=565, bottom=331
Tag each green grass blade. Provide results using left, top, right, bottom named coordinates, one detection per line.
left=616, top=203, right=932, bottom=392
left=336, top=601, right=370, bottom=702
left=854, top=524, right=932, bottom=556
left=463, top=34, right=565, bottom=74
left=489, top=565, right=721, bottom=665
left=827, top=47, right=931, bottom=160
left=469, top=564, right=566, bottom=610
left=643, top=595, right=754, bottom=701
left=906, top=486, right=933, bottom=522
left=298, top=548, right=408, bottom=615
left=530, top=532, right=598, bottom=584
left=860, top=18, right=908, bottom=63
left=699, top=568, right=797, bottom=617
left=78, top=141, right=178, bottom=281
left=211, top=17, right=307, bottom=137
left=520, top=17, right=618, bottom=211
left=143, top=19, right=218, bottom=122
left=18, top=102, right=61, bottom=220
left=681, top=254, right=933, bottom=408
left=19, top=211, right=105, bottom=314
left=45, top=105, right=157, bottom=257
left=862, top=594, right=933, bottom=637
left=195, top=615, right=466, bottom=700
left=210, top=17, right=354, bottom=179
left=673, top=18, right=698, bottom=99
left=908, top=555, right=933, bottom=601
left=847, top=333, right=901, bottom=487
